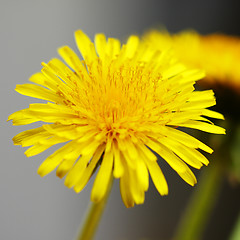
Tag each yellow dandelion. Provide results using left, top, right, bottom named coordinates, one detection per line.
left=8, top=30, right=225, bottom=208
left=144, top=30, right=240, bottom=93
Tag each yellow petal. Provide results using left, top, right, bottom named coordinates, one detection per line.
left=29, top=72, right=55, bottom=90
left=57, top=46, right=88, bottom=77
left=45, top=58, right=80, bottom=89
left=180, top=69, right=205, bottom=83
left=151, top=142, right=197, bottom=186
left=164, top=127, right=213, bottom=153
left=124, top=35, right=139, bottom=58
left=145, top=159, right=168, bottom=195
left=95, top=33, right=107, bottom=58
left=138, top=142, right=157, bottom=161
left=64, top=154, right=92, bottom=188
left=56, top=147, right=83, bottom=178
left=75, top=30, right=97, bottom=61
left=25, top=143, right=53, bottom=157
left=106, top=38, right=121, bottom=57
left=74, top=144, right=105, bottom=193
left=37, top=141, right=76, bottom=177
left=15, top=84, right=61, bottom=103
left=12, top=126, right=46, bottom=145
left=181, top=98, right=216, bottom=111
left=113, top=141, right=124, bottom=178
left=128, top=168, right=145, bottom=204
left=135, top=155, right=149, bottom=191
left=161, top=137, right=203, bottom=169
left=91, top=150, right=114, bottom=202
left=178, top=169, right=197, bottom=186
left=8, top=109, right=39, bottom=125
left=178, top=120, right=226, bottom=134
left=202, top=109, right=225, bottom=120
left=120, top=172, right=135, bottom=208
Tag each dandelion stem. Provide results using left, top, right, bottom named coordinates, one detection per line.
left=75, top=175, right=114, bottom=240
left=173, top=160, right=224, bottom=240
left=230, top=213, right=240, bottom=240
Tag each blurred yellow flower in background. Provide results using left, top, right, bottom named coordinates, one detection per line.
left=9, top=30, right=225, bottom=208
left=144, top=30, right=240, bottom=93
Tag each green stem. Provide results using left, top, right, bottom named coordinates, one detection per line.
left=173, top=160, right=224, bottom=240
left=229, top=213, right=240, bottom=240
left=75, top=175, right=114, bottom=240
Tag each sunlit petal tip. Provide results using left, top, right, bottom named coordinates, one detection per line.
left=161, top=187, right=169, bottom=196
left=74, top=29, right=84, bottom=37
left=15, top=84, right=22, bottom=92
left=204, top=160, right=210, bottom=166
left=64, top=179, right=73, bottom=188
left=24, top=150, right=33, bottom=158
left=7, top=115, right=13, bottom=121
left=91, top=192, right=103, bottom=203
left=125, top=203, right=135, bottom=208
left=113, top=169, right=124, bottom=179
left=37, top=167, right=48, bottom=177
left=41, top=62, right=47, bottom=67
left=57, top=45, right=67, bottom=51
left=56, top=170, right=65, bottom=179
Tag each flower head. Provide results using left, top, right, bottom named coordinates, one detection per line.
left=144, top=30, right=240, bottom=91
left=9, top=30, right=225, bottom=207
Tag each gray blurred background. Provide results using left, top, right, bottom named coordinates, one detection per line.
left=1, top=0, right=240, bottom=239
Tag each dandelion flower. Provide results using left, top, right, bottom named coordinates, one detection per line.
left=8, top=30, right=225, bottom=207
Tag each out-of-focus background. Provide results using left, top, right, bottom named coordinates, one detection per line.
left=1, top=1, right=240, bottom=239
